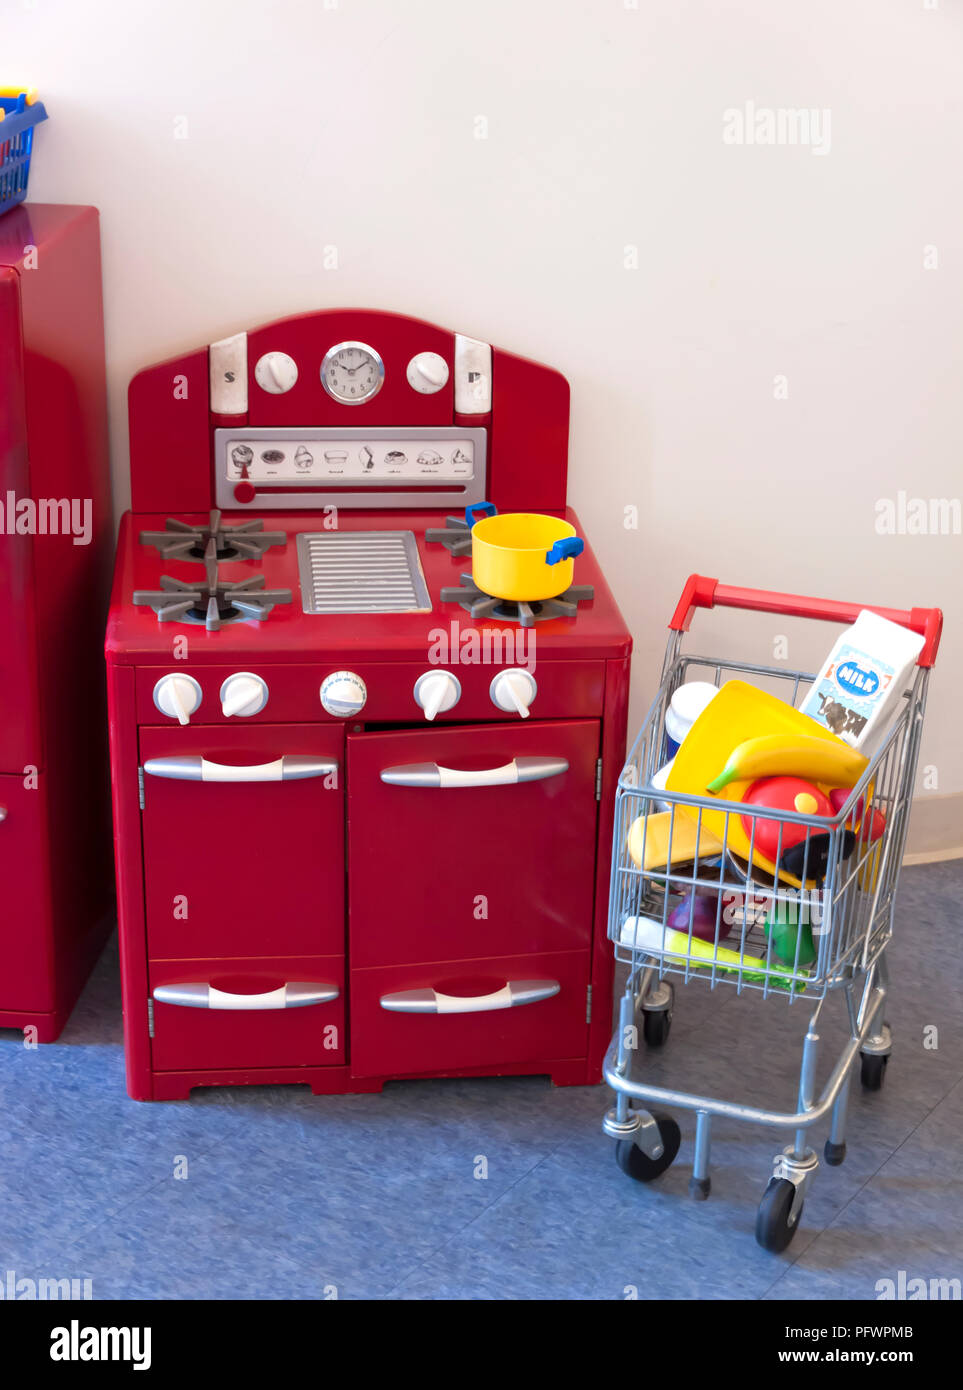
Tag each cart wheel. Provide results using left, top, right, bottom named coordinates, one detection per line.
left=643, top=1007, right=672, bottom=1048
left=860, top=1053, right=888, bottom=1091
left=755, top=1177, right=802, bottom=1253
left=614, top=1112, right=681, bottom=1182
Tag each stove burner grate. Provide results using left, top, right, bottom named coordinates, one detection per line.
left=424, top=515, right=474, bottom=557
left=140, top=509, right=287, bottom=563
left=133, top=551, right=293, bottom=632
left=439, top=573, right=594, bottom=628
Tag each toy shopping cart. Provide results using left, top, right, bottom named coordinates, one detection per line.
left=603, top=576, right=942, bottom=1251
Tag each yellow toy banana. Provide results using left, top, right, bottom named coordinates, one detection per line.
left=706, top=734, right=868, bottom=794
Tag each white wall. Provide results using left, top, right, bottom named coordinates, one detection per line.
left=11, top=0, right=963, bottom=841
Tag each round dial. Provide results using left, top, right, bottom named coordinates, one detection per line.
left=321, top=341, right=384, bottom=405
left=407, top=351, right=449, bottom=394
left=490, top=669, right=537, bottom=719
left=320, top=670, right=367, bottom=718
left=254, top=351, right=298, bottom=394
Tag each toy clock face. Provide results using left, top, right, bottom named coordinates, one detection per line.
left=321, top=341, right=385, bottom=404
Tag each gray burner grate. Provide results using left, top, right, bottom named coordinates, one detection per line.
left=297, top=531, right=431, bottom=614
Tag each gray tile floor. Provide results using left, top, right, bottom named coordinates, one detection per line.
left=1, top=860, right=960, bottom=1299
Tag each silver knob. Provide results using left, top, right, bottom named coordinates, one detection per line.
left=413, top=670, right=461, bottom=721
left=490, top=669, right=537, bottom=719
left=220, top=672, right=269, bottom=718
left=153, top=674, right=203, bottom=726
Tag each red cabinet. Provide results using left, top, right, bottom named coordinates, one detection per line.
left=349, top=949, right=590, bottom=1078
left=139, top=724, right=345, bottom=961
left=346, top=719, right=601, bottom=968
left=149, top=954, right=345, bottom=1071
left=0, top=773, right=53, bottom=1012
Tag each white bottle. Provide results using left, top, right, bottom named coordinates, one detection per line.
left=799, top=610, right=924, bottom=749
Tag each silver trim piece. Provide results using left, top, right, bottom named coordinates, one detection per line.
left=143, top=754, right=338, bottom=783
left=380, top=980, right=560, bottom=1014
left=379, top=755, right=569, bottom=788
left=454, top=334, right=492, bottom=414
left=214, top=426, right=486, bottom=510
left=298, top=531, right=431, bottom=614
left=320, top=340, right=385, bottom=405
left=0, top=807, right=7, bottom=824
left=209, top=332, right=248, bottom=415
left=153, top=982, right=340, bottom=1011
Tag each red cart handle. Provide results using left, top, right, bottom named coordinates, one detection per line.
left=669, top=575, right=942, bottom=668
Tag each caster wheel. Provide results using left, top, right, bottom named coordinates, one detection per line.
left=643, top=1007, right=672, bottom=1048
left=614, top=1112, right=681, bottom=1182
left=755, top=1177, right=802, bottom=1253
left=860, top=1053, right=888, bottom=1091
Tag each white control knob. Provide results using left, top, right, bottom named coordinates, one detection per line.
left=320, top=670, right=367, bottom=718
left=153, top=674, right=203, bottom=726
left=254, top=351, right=299, bottom=394
left=413, top=670, right=462, bottom=722
left=490, top=669, right=537, bottom=719
left=220, top=672, right=269, bottom=718
left=406, top=351, right=450, bottom=394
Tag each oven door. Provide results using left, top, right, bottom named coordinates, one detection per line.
left=346, top=718, right=600, bottom=969
left=139, top=723, right=344, bottom=961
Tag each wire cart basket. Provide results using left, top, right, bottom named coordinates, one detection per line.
left=602, top=575, right=942, bottom=1251
left=0, top=90, right=48, bottom=217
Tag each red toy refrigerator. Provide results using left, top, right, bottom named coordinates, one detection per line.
left=0, top=203, right=113, bottom=1040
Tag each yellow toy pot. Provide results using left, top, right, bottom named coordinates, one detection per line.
left=466, top=502, right=584, bottom=602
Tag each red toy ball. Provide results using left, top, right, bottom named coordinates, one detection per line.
left=740, top=776, right=833, bottom=861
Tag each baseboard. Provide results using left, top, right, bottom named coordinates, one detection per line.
left=903, top=791, right=963, bottom=865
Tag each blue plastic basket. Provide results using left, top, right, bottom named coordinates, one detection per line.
left=0, top=92, right=48, bottom=216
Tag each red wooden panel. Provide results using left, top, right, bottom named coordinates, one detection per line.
left=349, top=949, right=590, bottom=1078
left=149, top=954, right=345, bottom=1071
left=489, top=347, right=568, bottom=512
left=347, top=719, right=600, bottom=968
left=129, top=349, right=212, bottom=512
left=0, top=269, right=41, bottom=770
left=0, top=772, right=54, bottom=1011
left=139, top=723, right=345, bottom=960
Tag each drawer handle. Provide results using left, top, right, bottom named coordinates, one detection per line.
left=143, top=755, right=338, bottom=783
left=380, top=756, right=568, bottom=789
left=380, top=979, right=560, bottom=1014
left=153, top=982, right=340, bottom=1010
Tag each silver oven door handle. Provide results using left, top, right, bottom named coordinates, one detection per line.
left=153, top=982, right=340, bottom=1011
left=380, top=980, right=560, bottom=1014
left=380, top=755, right=568, bottom=788
left=143, top=755, right=338, bottom=783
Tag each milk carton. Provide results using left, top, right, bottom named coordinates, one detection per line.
left=800, top=610, right=924, bottom=749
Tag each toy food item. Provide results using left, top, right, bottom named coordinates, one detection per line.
left=664, top=681, right=720, bottom=756
left=707, top=733, right=867, bottom=795
left=618, top=916, right=804, bottom=991
left=799, top=610, right=925, bottom=749
left=828, top=787, right=886, bottom=842
left=626, top=811, right=724, bottom=872
left=668, top=892, right=731, bottom=943
left=665, top=680, right=862, bottom=888
left=739, top=776, right=853, bottom=884
left=765, top=913, right=816, bottom=967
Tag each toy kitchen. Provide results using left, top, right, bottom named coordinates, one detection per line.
left=105, top=308, right=632, bottom=1101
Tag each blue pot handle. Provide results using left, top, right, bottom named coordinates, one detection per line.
left=546, top=536, right=584, bottom=565
left=465, top=501, right=497, bottom=526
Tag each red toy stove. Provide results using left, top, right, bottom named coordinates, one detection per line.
left=106, top=308, right=631, bottom=1101
left=0, top=205, right=113, bottom=1041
